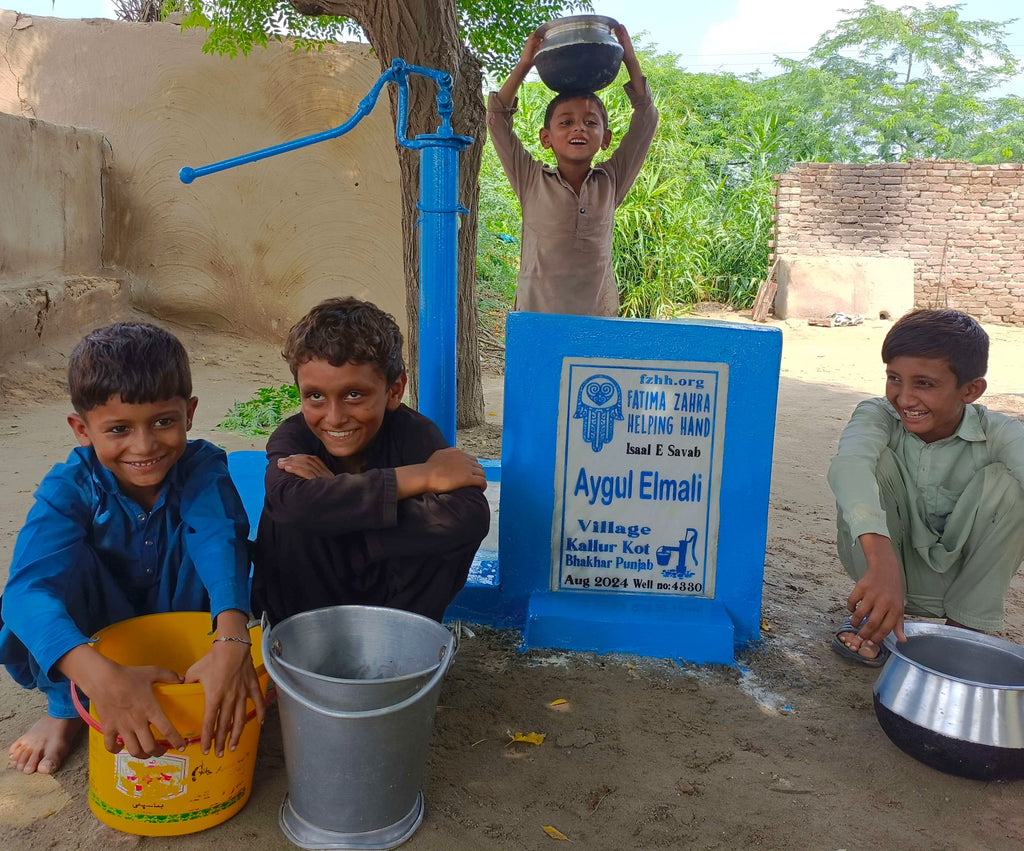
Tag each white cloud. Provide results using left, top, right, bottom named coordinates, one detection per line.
left=697, top=0, right=930, bottom=74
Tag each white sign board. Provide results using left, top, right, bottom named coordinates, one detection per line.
left=551, top=359, right=727, bottom=597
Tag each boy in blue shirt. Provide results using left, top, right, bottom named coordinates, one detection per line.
left=1, top=323, right=264, bottom=774
left=828, top=309, right=1024, bottom=665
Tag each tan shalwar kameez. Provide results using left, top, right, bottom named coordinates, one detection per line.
left=486, top=80, right=658, bottom=316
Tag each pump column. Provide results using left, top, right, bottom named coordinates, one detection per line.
left=415, top=136, right=467, bottom=445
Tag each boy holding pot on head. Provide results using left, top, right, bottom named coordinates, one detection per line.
left=251, top=297, right=489, bottom=626
left=828, top=309, right=1024, bottom=666
left=487, top=23, right=658, bottom=316
left=1, top=323, right=264, bottom=775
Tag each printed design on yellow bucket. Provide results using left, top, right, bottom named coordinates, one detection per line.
left=115, top=752, right=188, bottom=800
left=89, top=788, right=247, bottom=825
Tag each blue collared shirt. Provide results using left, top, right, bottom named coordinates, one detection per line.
left=1, top=439, right=250, bottom=678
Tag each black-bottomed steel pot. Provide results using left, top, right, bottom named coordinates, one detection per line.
left=534, top=15, right=624, bottom=93
left=873, top=622, right=1024, bottom=780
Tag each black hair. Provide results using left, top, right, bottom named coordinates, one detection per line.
left=543, top=91, right=609, bottom=130
left=68, top=323, right=192, bottom=414
left=881, top=309, right=988, bottom=384
left=283, top=297, right=405, bottom=384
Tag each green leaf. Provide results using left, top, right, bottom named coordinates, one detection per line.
left=216, top=384, right=300, bottom=437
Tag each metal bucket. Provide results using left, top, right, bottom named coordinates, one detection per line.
left=262, top=606, right=455, bottom=849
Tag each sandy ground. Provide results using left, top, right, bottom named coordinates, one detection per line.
left=2, top=311, right=1024, bottom=850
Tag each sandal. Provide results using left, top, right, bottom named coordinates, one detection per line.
left=831, top=617, right=891, bottom=668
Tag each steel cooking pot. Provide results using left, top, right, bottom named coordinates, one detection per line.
left=534, top=15, right=623, bottom=93
left=873, top=622, right=1024, bottom=780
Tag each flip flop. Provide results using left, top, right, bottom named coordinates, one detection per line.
left=831, top=617, right=891, bottom=668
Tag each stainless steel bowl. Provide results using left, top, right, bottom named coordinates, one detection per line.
left=874, top=622, right=1024, bottom=779
left=534, top=15, right=623, bottom=93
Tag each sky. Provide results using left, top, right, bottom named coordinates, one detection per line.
left=591, top=0, right=1024, bottom=97
left=5, top=0, right=1024, bottom=95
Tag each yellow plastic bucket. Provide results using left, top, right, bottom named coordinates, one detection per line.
left=72, top=611, right=268, bottom=836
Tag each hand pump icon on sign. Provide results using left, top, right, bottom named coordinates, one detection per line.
left=656, top=528, right=698, bottom=579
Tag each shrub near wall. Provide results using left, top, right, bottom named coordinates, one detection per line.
left=772, top=161, right=1024, bottom=326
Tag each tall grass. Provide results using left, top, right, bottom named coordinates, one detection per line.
left=477, top=150, right=521, bottom=325
left=477, top=48, right=794, bottom=319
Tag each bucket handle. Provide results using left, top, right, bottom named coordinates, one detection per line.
left=68, top=680, right=268, bottom=747
left=261, top=623, right=456, bottom=721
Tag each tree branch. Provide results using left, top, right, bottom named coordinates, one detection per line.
left=288, top=0, right=365, bottom=18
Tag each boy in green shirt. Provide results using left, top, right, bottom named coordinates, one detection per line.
left=828, top=309, right=1024, bottom=665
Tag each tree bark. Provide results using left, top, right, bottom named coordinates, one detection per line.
left=289, top=0, right=485, bottom=428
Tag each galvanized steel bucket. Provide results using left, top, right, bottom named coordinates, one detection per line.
left=263, top=605, right=455, bottom=850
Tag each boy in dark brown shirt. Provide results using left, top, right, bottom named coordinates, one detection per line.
left=252, top=298, right=489, bottom=625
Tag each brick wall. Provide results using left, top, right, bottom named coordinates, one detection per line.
left=771, top=161, right=1024, bottom=325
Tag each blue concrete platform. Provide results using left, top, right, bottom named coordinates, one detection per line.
left=525, top=591, right=735, bottom=664
left=226, top=450, right=268, bottom=538
left=451, top=312, right=783, bottom=664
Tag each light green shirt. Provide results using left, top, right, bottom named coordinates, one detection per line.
left=828, top=398, right=1024, bottom=542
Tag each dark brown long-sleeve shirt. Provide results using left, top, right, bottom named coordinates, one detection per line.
left=252, top=406, right=489, bottom=624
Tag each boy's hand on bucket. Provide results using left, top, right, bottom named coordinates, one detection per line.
left=848, top=533, right=908, bottom=646
left=186, top=610, right=266, bottom=757
left=520, top=28, right=544, bottom=68
left=101, top=665, right=188, bottom=757
left=60, top=645, right=186, bottom=757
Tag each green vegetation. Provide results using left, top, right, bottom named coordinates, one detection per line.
left=217, top=384, right=300, bottom=437
left=169, top=0, right=587, bottom=68
left=479, top=2, right=1024, bottom=320
left=155, top=0, right=1023, bottom=327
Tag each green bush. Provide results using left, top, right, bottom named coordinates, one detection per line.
left=477, top=146, right=521, bottom=317
left=217, top=384, right=300, bottom=437
left=475, top=47, right=802, bottom=318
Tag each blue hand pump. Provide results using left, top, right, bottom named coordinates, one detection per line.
left=180, top=58, right=473, bottom=444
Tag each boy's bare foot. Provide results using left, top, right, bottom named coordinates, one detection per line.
left=835, top=628, right=882, bottom=661
left=8, top=715, right=84, bottom=774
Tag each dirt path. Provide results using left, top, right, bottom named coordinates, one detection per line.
left=2, top=313, right=1024, bottom=850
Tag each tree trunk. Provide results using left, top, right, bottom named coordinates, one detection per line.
left=289, top=0, right=485, bottom=428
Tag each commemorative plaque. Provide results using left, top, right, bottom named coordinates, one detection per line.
left=552, top=358, right=727, bottom=598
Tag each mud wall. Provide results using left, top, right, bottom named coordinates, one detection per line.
left=772, top=161, right=1024, bottom=325
left=0, top=10, right=403, bottom=338
left=0, top=111, right=107, bottom=280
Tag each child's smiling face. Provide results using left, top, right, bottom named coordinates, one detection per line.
left=68, top=395, right=197, bottom=508
left=885, top=355, right=985, bottom=443
left=540, top=97, right=612, bottom=166
left=296, top=358, right=406, bottom=469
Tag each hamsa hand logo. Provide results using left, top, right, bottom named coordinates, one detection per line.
left=574, top=374, right=623, bottom=452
